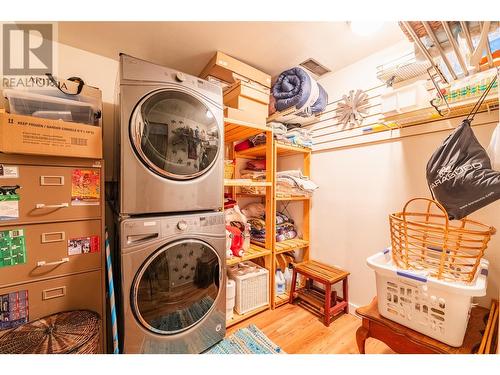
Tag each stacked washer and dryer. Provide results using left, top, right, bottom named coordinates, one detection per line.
left=117, top=54, right=226, bottom=353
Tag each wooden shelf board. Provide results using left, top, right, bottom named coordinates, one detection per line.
left=276, top=142, right=312, bottom=156
left=236, top=193, right=266, bottom=199
left=276, top=195, right=310, bottom=201
left=224, top=117, right=270, bottom=143
left=267, top=107, right=321, bottom=126
left=275, top=292, right=290, bottom=307
left=226, top=304, right=270, bottom=327
left=235, top=144, right=267, bottom=158
left=274, top=239, right=309, bottom=254
left=226, top=244, right=272, bottom=266
left=224, top=179, right=272, bottom=187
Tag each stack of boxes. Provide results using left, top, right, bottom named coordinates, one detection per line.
left=0, top=79, right=105, bottom=351
left=199, top=51, right=272, bottom=126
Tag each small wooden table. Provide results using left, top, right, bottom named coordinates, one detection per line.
left=355, top=298, right=489, bottom=354
left=289, top=260, right=350, bottom=327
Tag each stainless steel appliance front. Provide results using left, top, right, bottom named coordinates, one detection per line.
left=120, top=211, right=226, bottom=353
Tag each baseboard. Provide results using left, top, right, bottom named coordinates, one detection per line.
left=348, top=302, right=361, bottom=318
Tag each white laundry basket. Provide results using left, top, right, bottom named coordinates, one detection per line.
left=228, top=261, right=269, bottom=315
left=367, top=248, right=489, bottom=347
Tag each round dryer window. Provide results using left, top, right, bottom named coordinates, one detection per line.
left=131, top=239, right=221, bottom=335
left=130, top=89, right=220, bottom=180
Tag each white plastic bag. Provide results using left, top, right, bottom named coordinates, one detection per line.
left=487, top=123, right=500, bottom=171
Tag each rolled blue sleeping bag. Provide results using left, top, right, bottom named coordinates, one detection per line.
left=272, top=66, right=328, bottom=114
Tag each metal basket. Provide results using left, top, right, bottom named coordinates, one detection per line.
left=389, top=198, right=496, bottom=282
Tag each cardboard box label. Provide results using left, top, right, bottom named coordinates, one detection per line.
left=0, top=165, right=19, bottom=179
left=68, top=235, right=100, bottom=256
left=71, top=169, right=100, bottom=206
left=0, top=229, right=27, bottom=268
left=0, top=193, right=20, bottom=221
left=0, top=290, right=29, bottom=330
left=0, top=113, right=102, bottom=159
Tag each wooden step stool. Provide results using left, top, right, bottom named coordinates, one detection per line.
left=289, top=260, right=350, bottom=327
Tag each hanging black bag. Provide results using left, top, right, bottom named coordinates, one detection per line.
left=426, top=75, right=500, bottom=220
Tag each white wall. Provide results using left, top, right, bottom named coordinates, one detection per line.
left=57, top=42, right=119, bottom=181
left=312, top=41, right=500, bottom=309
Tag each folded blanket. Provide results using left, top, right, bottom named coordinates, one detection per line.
left=277, top=170, right=318, bottom=193
left=276, top=230, right=297, bottom=242
left=276, top=212, right=293, bottom=225
left=285, top=128, right=313, bottom=148
left=246, top=159, right=266, bottom=171
left=249, top=133, right=266, bottom=146
left=276, top=185, right=310, bottom=197
left=276, top=222, right=295, bottom=235
left=247, top=218, right=266, bottom=231
left=241, top=203, right=266, bottom=219
left=272, top=67, right=328, bottom=115
left=270, top=122, right=287, bottom=136
left=240, top=186, right=266, bottom=195
left=240, top=170, right=267, bottom=181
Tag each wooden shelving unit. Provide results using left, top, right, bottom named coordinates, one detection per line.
left=224, top=115, right=313, bottom=320
left=272, top=140, right=311, bottom=309
left=224, top=117, right=274, bottom=328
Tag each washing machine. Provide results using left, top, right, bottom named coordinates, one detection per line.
left=119, top=54, right=224, bottom=215
left=119, top=211, right=226, bottom=353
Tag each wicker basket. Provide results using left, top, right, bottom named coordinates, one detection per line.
left=0, top=310, right=101, bottom=354
left=389, top=198, right=496, bottom=282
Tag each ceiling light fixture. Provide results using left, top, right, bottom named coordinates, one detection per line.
left=349, top=21, right=384, bottom=37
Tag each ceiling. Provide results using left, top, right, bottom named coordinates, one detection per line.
left=58, top=22, right=405, bottom=79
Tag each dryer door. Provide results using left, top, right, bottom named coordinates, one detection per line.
left=131, top=239, right=221, bottom=335
left=130, top=89, right=220, bottom=180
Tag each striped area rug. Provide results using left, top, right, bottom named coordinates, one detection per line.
left=205, top=324, right=285, bottom=354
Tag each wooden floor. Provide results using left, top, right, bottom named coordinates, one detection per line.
left=228, top=303, right=395, bottom=354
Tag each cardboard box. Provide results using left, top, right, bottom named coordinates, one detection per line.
left=224, top=95, right=269, bottom=119
left=224, top=107, right=267, bottom=126
left=200, top=51, right=272, bottom=88
left=0, top=112, right=102, bottom=159
left=205, top=75, right=232, bottom=90
left=223, top=80, right=270, bottom=105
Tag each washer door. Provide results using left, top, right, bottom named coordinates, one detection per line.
left=131, top=239, right=221, bottom=335
left=130, top=89, right=220, bottom=180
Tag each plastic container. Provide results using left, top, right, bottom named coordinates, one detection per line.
left=226, top=279, right=236, bottom=320
left=228, top=261, right=269, bottom=314
left=275, top=268, right=285, bottom=296
left=284, top=265, right=293, bottom=294
left=367, top=248, right=489, bottom=347
left=381, top=80, right=431, bottom=116
left=4, top=89, right=99, bottom=125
